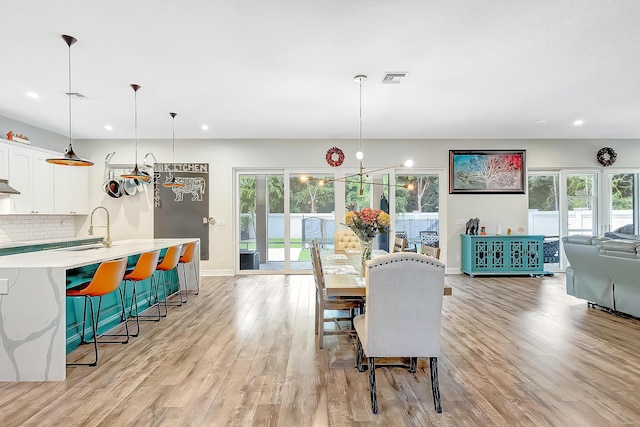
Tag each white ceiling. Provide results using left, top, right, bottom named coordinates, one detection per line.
left=2, top=0, right=640, bottom=140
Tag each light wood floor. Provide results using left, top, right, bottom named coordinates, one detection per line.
left=2, top=273, right=640, bottom=426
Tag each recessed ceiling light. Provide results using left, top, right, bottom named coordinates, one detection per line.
left=104, top=125, right=113, bottom=131
left=201, top=125, right=209, bottom=130
left=533, top=119, right=547, bottom=124
left=573, top=119, right=585, bottom=126
left=26, top=92, right=40, bottom=99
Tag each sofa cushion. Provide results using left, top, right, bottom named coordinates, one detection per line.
left=597, top=239, right=640, bottom=256
left=563, top=235, right=598, bottom=245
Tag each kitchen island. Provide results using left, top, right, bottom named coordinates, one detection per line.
left=0, top=238, right=199, bottom=382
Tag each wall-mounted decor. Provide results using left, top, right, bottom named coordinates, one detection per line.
left=596, top=147, right=617, bottom=167
left=325, top=146, right=344, bottom=167
left=449, top=149, right=526, bottom=194
left=154, top=162, right=209, bottom=259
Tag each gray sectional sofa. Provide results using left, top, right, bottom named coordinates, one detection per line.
left=562, top=235, right=640, bottom=317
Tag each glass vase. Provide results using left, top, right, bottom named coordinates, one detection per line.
left=360, top=237, right=374, bottom=265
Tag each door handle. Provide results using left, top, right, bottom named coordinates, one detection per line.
left=202, top=216, right=216, bottom=225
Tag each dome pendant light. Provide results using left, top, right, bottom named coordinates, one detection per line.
left=163, top=112, right=184, bottom=188
left=46, top=35, right=94, bottom=166
left=121, top=84, right=151, bottom=182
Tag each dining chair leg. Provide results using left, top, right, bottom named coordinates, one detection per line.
left=430, top=357, right=442, bottom=413
left=314, top=297, right=319, bottom=335
left=317, top=299, right=324, bottom=349
left=368, top=357, right=378, bottom=414
left=409, top=357, right=417, bottom=373
left=356, top=337, right=365, bottom=372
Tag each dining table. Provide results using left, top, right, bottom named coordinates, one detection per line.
left=321, top=250, right=453, bottom=297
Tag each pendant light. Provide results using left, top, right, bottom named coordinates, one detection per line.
left=299, top=73, right=413, bottom=193
left=354, top=75, right=366, bottom=162
left=163, top=112, right=184, bottom=188
left=121, top=84, right=151, bottom=182
left=46, top=35, right=94, bottom=166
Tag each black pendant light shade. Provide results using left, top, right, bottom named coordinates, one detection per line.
left=121, top=84, right=151, bottom=182
left=46, top=35, right=94, bottom=166
left=163, top=112, right=185, bottom=188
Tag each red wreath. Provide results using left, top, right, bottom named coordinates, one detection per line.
left=326, top=146, right=345, bottom=167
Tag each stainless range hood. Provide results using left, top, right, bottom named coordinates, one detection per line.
left=0, top=179, right=20, bottom=195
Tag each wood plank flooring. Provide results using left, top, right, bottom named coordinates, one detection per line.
left=3, top=273, right=640, bottom=426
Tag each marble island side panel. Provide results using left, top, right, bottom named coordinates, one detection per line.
left=0, top=267, right=66, bottom=381
left=0, top=238, right=199, bottom=382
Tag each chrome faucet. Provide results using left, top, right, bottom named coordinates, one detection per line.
left=89, top=206, right=112, bottom=248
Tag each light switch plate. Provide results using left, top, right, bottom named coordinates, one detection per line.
left=0, top=278, right=8, bottom=295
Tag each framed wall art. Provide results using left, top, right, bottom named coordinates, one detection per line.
left=449, top=149, right=526, bottom=194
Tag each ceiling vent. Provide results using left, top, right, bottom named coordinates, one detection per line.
left=382, top=73, right=407, bottom=84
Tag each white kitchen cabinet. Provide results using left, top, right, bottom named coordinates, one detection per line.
left=7, top=145, right=54, bottom=214
left=32, top=151, right=55, bottom=213
left=7, top=146, right=32, bottom=213
left=0, top=144, right=8, bottom=179
left=54, top=165, right=89, bottom=214
left=0, top=139, right=89, bottom=215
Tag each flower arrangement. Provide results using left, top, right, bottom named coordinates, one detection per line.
left=344, top=207, right=390, bottom=241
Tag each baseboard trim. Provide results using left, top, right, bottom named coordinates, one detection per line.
left=200, top=269, right=235, bottom=277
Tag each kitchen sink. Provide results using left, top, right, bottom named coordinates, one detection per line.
left=63, top=245, right=104, bottom=251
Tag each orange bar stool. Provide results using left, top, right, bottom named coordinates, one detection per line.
left=155, top=244, right=183, bottom=314
left=178, top=241, right=199, bottom=302
left=123, top=250, right=161, bottom=336
left=66, top=257, right=129, bottom=367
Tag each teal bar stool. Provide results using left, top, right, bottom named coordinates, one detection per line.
left=66, top=257, right=129, bottom=367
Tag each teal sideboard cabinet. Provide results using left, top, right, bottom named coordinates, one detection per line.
left=460, top=234, right=551, bottom=277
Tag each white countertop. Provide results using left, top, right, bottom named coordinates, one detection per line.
left=0, top=238, right=198, bottom=269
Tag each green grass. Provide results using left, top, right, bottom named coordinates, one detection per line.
left=240, top=238, right=312, bottom=261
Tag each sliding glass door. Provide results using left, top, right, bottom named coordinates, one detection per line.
left=236, top=167, right=445, bottom=272
left=238, top=173, right=287, bottom=271
left=565, top=172, right=598, bottom=237
left=606, top=172, right=636, bottom=237
left=528, top=172, right=561, bottom=269
left=394, top=172, right=441, bottom=253
left=289, top=173, right=335, bottom=270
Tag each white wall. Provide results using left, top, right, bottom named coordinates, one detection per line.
left=5, top=113, right=639, bottom=273
left=71, top=137, right=640, bottom=274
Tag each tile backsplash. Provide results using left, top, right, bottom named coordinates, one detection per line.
left=0, top=215, right=76, bottom=245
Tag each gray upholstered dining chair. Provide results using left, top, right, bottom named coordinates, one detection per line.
left=354, top=252, right=446, bottom=414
